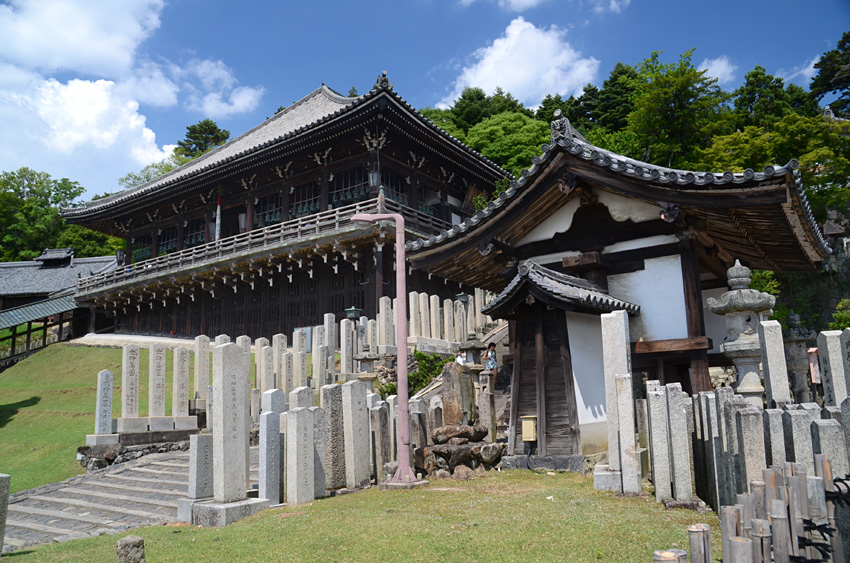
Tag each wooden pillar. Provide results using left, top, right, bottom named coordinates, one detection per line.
left=507, top=318, right=521, bottom=456
left=57, top=311, right=64, bottom=341
left=681, top=239, right=710, bottom=392
left=176, top=219, right=185, bottom=251
left=88, top=308, right=96, bottom=334
left=246, top=197, right=255, bottom=232
left=25, top=321, right=32, bottom=353
left=534, top=304, right=547, bottom=456
left=320, top=169, right=329, bottom=211
left=124, top=236, right=132, bottom=264
left=41, top=318, right=47, bottom=348
left=150, top=229, right=159, bottom=258
left=10, top=323, right=17, bottom=356
left=281, top=184, right=290, bottom=222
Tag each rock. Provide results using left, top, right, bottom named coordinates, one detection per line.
left=433, top=469, right=452, bottom=480
left=87, top=458, right=107, bottom=471
left=479, top=442, right=503, bottom=464
left=448, top=437, right=469, bottom=445
left=431, top=425, right=488, bottom=444
left=431, top=443, right=475, bottom=470
left=453, top=465, right=475, bottom=480
left=116, top=535, right=146, bottom=563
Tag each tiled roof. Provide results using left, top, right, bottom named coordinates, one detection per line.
left=62, top=72, right=510, bottom=220
left=34, top=248, right=74, bottom=262
left=482, top=261, right=640, bottom=317
left=0, top=255, right=117, bottom=298
left=407, top=130, right=829, bottom=257
left=0, top=288, right=77, bottom=331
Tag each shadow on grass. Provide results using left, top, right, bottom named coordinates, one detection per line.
left=2, top=550, right=37, bottom=558
left=0, top=396, right=41, bottom=429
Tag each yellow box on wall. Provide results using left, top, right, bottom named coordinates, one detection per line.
left=520, top=415, right=537, bottom=442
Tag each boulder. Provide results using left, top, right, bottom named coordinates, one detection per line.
left=433, top=469, right=452, bottom=480
left=431, top=424, right=488, bottom=444
left=479, top=442, right=504, bottom=464
left=116, top=535, right=146, bottom=563
left=448, top=437, right=469, bottom=445
left=453, top=465, right=475, bottom=481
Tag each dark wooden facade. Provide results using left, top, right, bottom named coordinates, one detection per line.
left=64, top=74, right=508, bottom=338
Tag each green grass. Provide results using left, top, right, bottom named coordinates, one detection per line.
left=7, top=470, right=720, bottom=562
left=0, top=343, right=202, bottom=492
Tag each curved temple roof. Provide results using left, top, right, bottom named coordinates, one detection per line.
left=62, top=72, right=510, bottom=223
left=408, top=129, right=829, bottom=256
left=482, top=260, right=640, bottom=319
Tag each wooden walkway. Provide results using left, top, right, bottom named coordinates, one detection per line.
left=3, top=446, right=260, bottom=554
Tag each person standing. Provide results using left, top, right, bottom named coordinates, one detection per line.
left=484, top=342, right=498, bottom=384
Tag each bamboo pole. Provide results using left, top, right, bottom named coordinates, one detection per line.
left=687, top=523, right=712, bottom=563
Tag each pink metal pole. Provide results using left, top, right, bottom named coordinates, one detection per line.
left=351, top=212, right=417, bottom=483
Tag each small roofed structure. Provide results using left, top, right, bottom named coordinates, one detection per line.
left=483, top=261, right=638, bottom=455
left=408, top=113, right=830, bottom=456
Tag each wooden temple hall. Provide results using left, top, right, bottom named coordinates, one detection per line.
left=62, top=73, right=510, bottom=338
left=406, top=114, right=830, bottom=455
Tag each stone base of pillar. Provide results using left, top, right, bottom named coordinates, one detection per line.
left=116, top=417, right=149, bottom=433
left=379, top=479, right=428, bottom=490
left=148, top=416, right=175, bottom=431
left=191, top=497, right=269, bottom=527
left=174, top=416, right=198, bottom=430
left=592, top=463, right=622, bottom=492
left=85, top=434, right=119, bottom=446
left=177, top=497, right=210, bottom=523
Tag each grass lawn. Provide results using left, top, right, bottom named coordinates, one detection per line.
left=0, top=343, right=203, bottom=492
left=7, top=469, right=720, bottom=562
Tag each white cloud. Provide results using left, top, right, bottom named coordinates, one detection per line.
left=777, top=55, right=819, bottom=86
left=499, top=0, right=548, bottom=10
left=590, top=0, right=631, bottom=13
left=0, top=0, right=164, bottom=77
left=0, top=1, right=265, bottom=199
left=698, top=56, right=738, bottom=85
left=440, top=18, right=599, bottom=108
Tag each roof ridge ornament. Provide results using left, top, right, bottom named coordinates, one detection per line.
left=374, top=70, right=393, bottom=91
left=550, top=109, right=575, bottom=145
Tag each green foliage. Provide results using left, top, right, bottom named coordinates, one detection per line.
left=176, top=118, right=230, bottom=158
left=377, top=381, right=396, bottom=400
left=419, top=107, right=467, bottom=142
left=696, top=113, right=850, bottom=222
left=0, top=168, right=84, bottom=261
left=409, top=350, right=455, bottom=395
left=810, top=30, right=850, bottom=116
left=596, top=62, right=640, bottom=132
left=785, top=83, right=821, bottom=118
left=55, top=224, right=123, bottom=258
left=348, top=86, right=359, bottom=97
left=749, top=269, right=780, bottom=296
left=118, top=150, right=192, bottom=191
left=628, top=49, right=731, bottom=168
left=584, top=128, right=643, bottom=160
left=732, top=66, right=792, bottom=130
left=829, top=299, right=850, bottom=330
left=447, top=87, right=531, bottom=133
left=465, top=112, right=549, bottom=176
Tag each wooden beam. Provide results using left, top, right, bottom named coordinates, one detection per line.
left=507, top=319, right=521, bottom=456
left=534, top=304, right=547, bottom=456
left=680, top=240, right=711, bottom=393
left=633, top=337, right=712, bottom=354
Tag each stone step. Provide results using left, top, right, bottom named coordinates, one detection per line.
left=124, top=467, right=189, bottom=479
left=92, top=479, right=187, bottom=497
left=29, top=495, right=163, bottom=520
left=104, top=473, right=188, bottom=487
left=8, top=504, right=124, bottom=527
left=64, top=488, right=178, bottom=508
left=2, top=536, right=26, bottom=547
left=149, top=461, right=189, bottom=469
left=6, top=518, right=80, bottom=536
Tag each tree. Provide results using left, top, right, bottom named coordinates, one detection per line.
left=418, top=107, right=467, bottom=142
left=118, top=150, right=193, bottom=191
left=348, top=86, right=359, bottom=97
left=695, top=113, right=850, bottom=222
left=810, top=30, right=850, bottom=116
left=785, top=83, right=821, bottom=118
left=176, top=119, right=230, bottom=158
left=55, top=224, right=123, bottom=258
left=584, top=129, right=644, bottom=160
left=732, top=66, right=792, bottom=130
left=0, top=168, right=84, bottom=261
left=464, top=112, right=550, bottom=177
left=535, top=93, right=575, bottom=123
left=451, top=87, right=492, bottom=133
left=628, top=49, right=731, bottom=168
left=596, top=62, right=640, bottom=132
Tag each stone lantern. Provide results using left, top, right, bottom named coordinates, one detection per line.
left=783, top=311, right=816, bottom=403
left=707, top=260, right=776, bottom=406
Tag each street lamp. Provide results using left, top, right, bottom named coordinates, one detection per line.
left=350, top=211, right=420, bottom=486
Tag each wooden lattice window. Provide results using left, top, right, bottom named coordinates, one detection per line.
left=131, top=235, right=152, bottom=263
left=382, top=168, right=409, bottom=206
left=290, top=180, right=320, bottom=218
left=331, top=168, right=369, bottom=208
left=256, top=194, right=282, bottom=227
left=158, top=228, right=178, bottom=256
left=184, top=219, right=206, bottom=248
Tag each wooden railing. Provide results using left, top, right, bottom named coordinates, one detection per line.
left=76, top=197, right=452, bottom=295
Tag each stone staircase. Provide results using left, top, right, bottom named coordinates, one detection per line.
left=3, top=446, right=260, bottom=553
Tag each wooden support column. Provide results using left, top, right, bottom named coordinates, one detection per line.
left=25, top=321, right=32, bottom=353
left=507, top=318, right=521, bottom=456
left=681, top=239, right=710, bottom=392
left=41, top=318, right=47, bottom=348
left=246, top=197, right=255, bottom=232
left=150, top=229, right=159, bottom=258
left=88, top=308, right=96, bottom=335
left=10, top=323, right=17, bottom=356
left=320, top=169, right=329, bottom=211
left=281, top=184, right=290, bottom=221
left=57, top=311, right=64, bottom=341
left=534, top=304, right=547, bottom=456
left=176, top=220, right=185, bottom=251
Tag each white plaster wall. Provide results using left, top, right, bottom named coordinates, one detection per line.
left=601, top=234, right=679, bottom=254
left=516, top=190, right=660, bottom=247
left=607, top=255, right=689, bottom=342
left=703, top=286, right=728, bottom=353
left=565, top=311, right=606, bottom=426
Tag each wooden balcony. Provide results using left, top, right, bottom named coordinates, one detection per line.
left=76, top=196, right=452, bottom=298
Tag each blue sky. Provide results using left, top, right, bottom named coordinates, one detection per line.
left=0, top=0, right=847, bottom=200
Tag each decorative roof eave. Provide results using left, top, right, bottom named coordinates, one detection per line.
left=406, top=135, right=831, bottom=263
left=482, top=261, right=640, bottom=319
left=62, top=72, right=511, bottom=223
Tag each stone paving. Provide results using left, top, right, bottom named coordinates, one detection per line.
left=3, top=445, right=261, bottom=554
